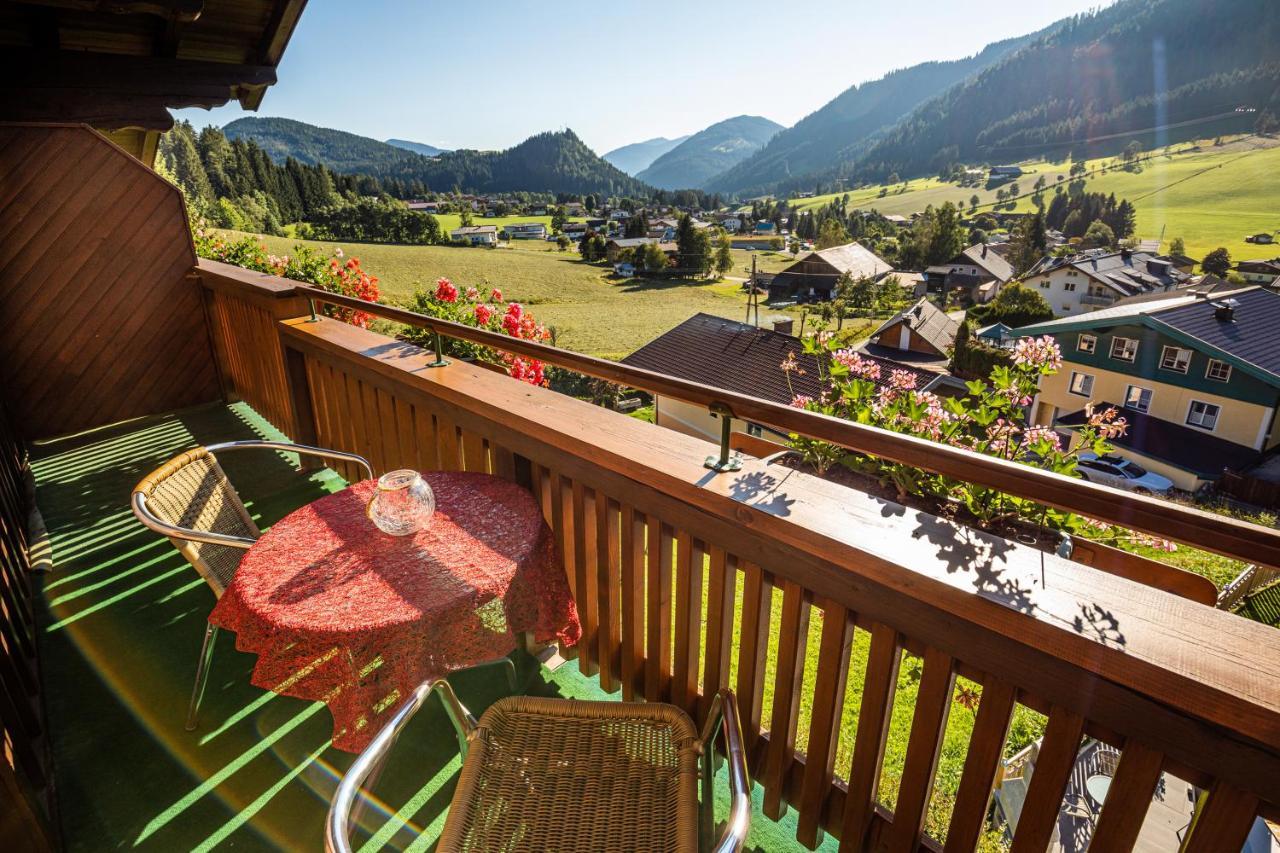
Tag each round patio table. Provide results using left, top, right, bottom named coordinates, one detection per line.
left=209, top=471, right=580, bottom=752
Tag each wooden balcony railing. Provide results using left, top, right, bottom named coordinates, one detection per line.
left=198, top=258, right=1280, bottom=852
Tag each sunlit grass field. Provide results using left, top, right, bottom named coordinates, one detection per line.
left=247, top=232, right=757, bottom=358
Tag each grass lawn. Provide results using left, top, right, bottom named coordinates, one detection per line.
left=789, top=135, right=1280, bottom=263
left=243, top=232, right=753, bottom=359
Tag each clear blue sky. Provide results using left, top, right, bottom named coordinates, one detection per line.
left=174, top=0, right=1113, bottom=155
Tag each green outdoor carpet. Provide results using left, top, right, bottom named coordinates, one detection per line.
left=30, top=401, right=829, bottom=852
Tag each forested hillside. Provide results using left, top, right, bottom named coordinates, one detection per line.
left=636, top=115, right=782, bottom=190
left=812, top=0, right=1280, bottom=186
left=703, top=31, right=1038, bottom=197
left=225, top=116, right=651, bottom=196
left=385, top=138, right=448, bottom=157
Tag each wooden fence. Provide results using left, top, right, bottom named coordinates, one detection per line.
left=198, top=264, right=1280, bottom=852
left=0, top=406, right=55, bottom=851
left=1220, top=469, right=1280, bottom=510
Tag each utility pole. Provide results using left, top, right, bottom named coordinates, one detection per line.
left=752, top=255, right=759, bottom=327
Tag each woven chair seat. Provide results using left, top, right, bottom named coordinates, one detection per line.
left=437, top=696, right=702, bottom=853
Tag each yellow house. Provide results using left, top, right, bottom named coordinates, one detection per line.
left=1017, top=287, right=1280, bottom=491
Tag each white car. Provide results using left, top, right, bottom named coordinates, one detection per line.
left=1076, top=452, right=1174, bottom=495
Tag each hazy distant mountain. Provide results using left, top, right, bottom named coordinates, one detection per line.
left=703, top=32, right=1040, bottom=196
left=224, top=116, right=650, bottom=195
left=636, top=115, right=783, bottom=190
left=385, top=138, right=449, bottom=157
left=602, top=136, right=690, bottom=175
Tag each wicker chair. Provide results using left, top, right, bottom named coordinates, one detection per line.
left=326, top=683, right=751, bottom=853
left=130, top=440, right=372, bottom=730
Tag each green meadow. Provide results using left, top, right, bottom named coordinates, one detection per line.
left=248, top=232, right=759, bottom=359
left=791, top=135, right=1280, bottom=263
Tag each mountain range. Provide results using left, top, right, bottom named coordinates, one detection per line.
left=220, top=0, right=1278, bottom=199
left=636, top=115, right=782, bottom=190
left=225, top=117, right=650, bottom=196
left=601, top=136, right=689, bottom=175
left=385, top=138, right=449, bottom=157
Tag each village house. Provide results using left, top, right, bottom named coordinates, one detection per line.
left=1022, top=248, right=1191, bottom=317
left=989, top=165, right=1023, bottom=177
left=406, top=200, right=441, bottom=214
left=925, top=242, right=1016, bottom=304
left=718, top=215, right=744, bottom=232
left=622, top=313, right=942, bottom=444
left=1017, top=286, right=1280, bottom=491
left=1235, top=258, right=1280, bottom=285
left=864, top=297, right=959, bottom=366
left=562, top=202, right=585, bottom=216
left=754, top=221, right=777, bottom=236
left=604, top=237, right=678, bottom=264
left=561, top=221, right=589, bottom=238
left=450, top=225, right=499, bottom=246
left=768, top=241, right=893, bottom=303
left=888, top=270, right=929, bottom=299
left=505, top=222, right=547, bottom=240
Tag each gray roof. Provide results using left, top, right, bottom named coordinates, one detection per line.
left=809, top=242, right=892, bottom=279
left=869, top=297, right=958, bottom=356
left=1028, top=249, right=1189, bottom=296
left=1152, top=288, right=1280, bottom=380
left=958, top=243, right=1015, bottom=283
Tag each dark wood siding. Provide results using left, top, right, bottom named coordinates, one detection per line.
left=0, top=123, right=220, bottom=440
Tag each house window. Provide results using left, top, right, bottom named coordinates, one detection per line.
left=1077, top=334, right=1097, bottom=353
left=1109, top=336, right=1138, bottom=362
left=1064, top=281, right=1077, bottom=291
left=1124, top=385, right=1152, bottom=413
left=1038, top=279, right=1051, bottom=289
left=746, top=423, right=764, bottom=437
left=1186, top=400, right=1220, bottom=431
left=1206, top=359, right=1233, bottom=382
left=1069, top=372, right=1094, bottom=397
left=1160, top=346, right=1192, bottom=373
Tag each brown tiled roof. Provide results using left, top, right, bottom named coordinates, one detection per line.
left=868, top=298, right=959, bottom=357
left=620, top=313, right=939, bottom=407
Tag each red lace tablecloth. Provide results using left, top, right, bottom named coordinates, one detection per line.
left=209, top=471, right=580, bottom=752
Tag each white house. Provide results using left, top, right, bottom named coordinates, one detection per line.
left=1022, top=249, right=1190, bottom=317
left=719, top=216, right=743, bottom=232
left=505, top=222, right=547, bottom=240
left=450, top=225, right=499, bottom=246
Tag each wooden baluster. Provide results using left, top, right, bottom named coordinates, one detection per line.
left=736, top=561, right=772, bottom=759
left=672, top=532, right=704, bottom=713
left=619, top=504, right=645, bottom=701
left=412, top=403, right=438, bottom=473
left=342, top=369, right=367, bottom=471
left=1088, top=741, right=1164, bottom=852
left=434, top=413, right=461, bottom=472
left=762, top=580, right=811, bottom=820
left=359, top=379, right=383, bottom=474
left=376, top=387, right=400, bottom=468
left=572, top=480, right=598, bottom=676
left=490, top=443, right=517, bottom=482
left=943, top=678, right=1016, bottom=853
left=595, top=491, right=620, bottom=693
left=796, top=600, right=853, bottom=848
left=303, top=357, right=339, bottom=478
left=393, top=397, right=417, bottom=473
left=550, top=471, right=572, bottom=600
left=1181, top=781, right=1259, bottom=853
left=1009, top=707, right=1085, bottom=853
left=887, top=646, right=956, bottom=853
left=460, top=429, right=487, bottom=473
left=839, top=623, right=901, bottom=853
left=644, top=520, right=673, bottom=702
left=699, top=546, right=735, bottom=723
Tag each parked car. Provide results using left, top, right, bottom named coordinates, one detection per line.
left=1076, top=452, right=1174, bottom=495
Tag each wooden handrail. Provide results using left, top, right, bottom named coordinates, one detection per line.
left=229, top=268, right=1280, bottom=571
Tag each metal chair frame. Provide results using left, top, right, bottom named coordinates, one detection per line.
left=130, top=440, right=372, bottom=730
left=326, top=684, right=751, bottom=853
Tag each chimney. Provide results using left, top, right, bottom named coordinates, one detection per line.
left=981, top=243, right=988, bottom=258
left=1212, top=298, right=1238, bottom=322
left=1120, top=248, right=1133, bottom=260
left=772, top=317, right=794, bottom=335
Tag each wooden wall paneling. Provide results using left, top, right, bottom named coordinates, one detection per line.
left=0, top=125, right=220, bottom=439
